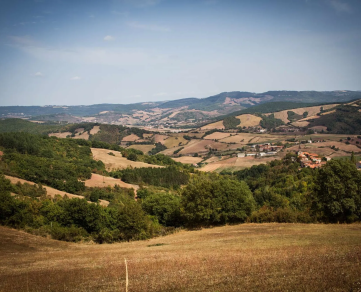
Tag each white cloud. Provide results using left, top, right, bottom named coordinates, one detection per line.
left=104, top=35, right=115, bottom=41
left=327, top=0, right=352, bottom=13
left=71, top=76, right=81, bottom=80
left=34, top=72, right=43, bottom=77
left=127, top=21, right=170, bottom=32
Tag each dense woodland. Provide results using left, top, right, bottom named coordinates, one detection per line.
left=0, top=131, right=360, bottom=243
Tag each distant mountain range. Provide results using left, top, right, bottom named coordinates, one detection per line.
left=1, top=90, right=361, bottom=128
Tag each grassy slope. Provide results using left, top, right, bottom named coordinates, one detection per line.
left=1, top=224, right=360, bottom=292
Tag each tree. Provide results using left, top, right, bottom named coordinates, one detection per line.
left=181, top=174, right=256, bottom=226
left=311, top=160, right=361, bottom=223
left=142, top=193, right=182, bottom=226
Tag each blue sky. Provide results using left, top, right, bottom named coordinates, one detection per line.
left=0, top=0, right=360, bottom=106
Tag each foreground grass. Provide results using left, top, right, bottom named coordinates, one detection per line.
left=0, top=224, right=360, bottom=291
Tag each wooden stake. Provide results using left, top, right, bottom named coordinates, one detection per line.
left=125, top=258, right=128, bottom=292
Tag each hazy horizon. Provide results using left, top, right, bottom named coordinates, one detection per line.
left=1, top=0, right=361, bottom=106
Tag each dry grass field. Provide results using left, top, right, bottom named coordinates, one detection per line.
left=1, top=223, right=360, bottom=292
left=122, top=134, right=140, bottom=142
left=172, top=156, right=203, bottom=164
left=153, top=134, right=169, bottom=143
left=127, top=144, right=155, bottom=154
left=203, top=132, right=231, bottom=140
left=235, top=114, right=262, bottom=127
left=84, top=174, right=139, bottom=193
left=201, top=120, right=225, bottom=130
left=178, top=139, right=229, bottom=155
left=163, top=136, right=188, bottom=148
left=219, top=133, right=285, bottom=144
left=73, top=131, right=89, bottom=140
left=89, top=126, right=100, bottom=135
left=91, top=148, right=163, bottom=171
left=5, top=175, right=109, bottom=207
left=48, top=132, right=72, bottom=138
left=273, top=104, right=338, bottom=123
left=200, top=156, right=278, bottom=172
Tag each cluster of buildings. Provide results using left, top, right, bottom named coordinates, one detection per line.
left=237, top=143, right=284, bottom=157
left=298, top=151, right=325, bottom=168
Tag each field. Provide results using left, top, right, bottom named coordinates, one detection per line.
left=178, top=139, right=229, bottom=155
left=203, top=132, right=231, bottom=140
left=5, top=175, right=109, bottom=207
left=273, top=104, right=338, bottom=123
left=163, top=136, right=188, bottom=148
left=201, top=120, right=225, bottom=130
left=91, top=148, right=163, bottom=171
left=172, top=156, right=203, bottom=164
left=48, top=132, right=72, bottom=138
left=84, top=174, right=139, bottom=193
left=127, top=144, right=155, bottom=154
left=200, top=156, right=278, bottom=172
left=122, top=134, right=140, bottom=142
left=219, top=133, right=286, bottom=144
left=153, top=134, right=169, bottom=143
left=235, top=114, right=262, bottom=127
left=1, top=223, right=360, bottom=292
left=89, top=125, right=100, bottom=135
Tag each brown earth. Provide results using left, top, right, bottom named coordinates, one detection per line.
left=179, top=139, right=229, bottom=155
left=89, top=125, right=100, bottom=135
left=1, top=224, right=360, bottom=291
left=127, top=144, right=155, bottom=153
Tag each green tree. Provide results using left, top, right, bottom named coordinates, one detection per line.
left=181, top=174, right=256, bottom=226
left=142, top=193, right=182, bottom=226
left=311, top=160, right=361, bottom=223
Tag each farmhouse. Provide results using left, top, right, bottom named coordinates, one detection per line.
left=298, top=151, right=324, bottom=168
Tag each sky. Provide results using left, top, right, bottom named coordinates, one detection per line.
left=0, top=0, right=361, bottom=106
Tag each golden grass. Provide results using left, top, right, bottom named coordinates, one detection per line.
left=163, top=136, right=188, bottom=148
left=201, top=120, right=225, bottom=130
left=235, top=114, right=262, bottom=127
left=72, top=131, right=89, bottom=140
left=122, top=134, right=140, bottom=142
left=172, top=156, right=203, bottom=164
left=89, top=126, right=100, bottom=135
left=48, top=132, right=72, bottom=139
left=203, top=132, right=231, bottom=140
left=1, top=223, right=360, bottom=292
left=127, top=144, right=155, bottom=154
left=5, top=175, right=109, bottom=207
left=179, top=140, right=229, bottom=155
left=84, top=174, right=139, bottom=193
left=153, top=134, right=169, bottom=144
left=273, top=104, right=339, bottom=123
left=91, top=148, right=163, bottom=171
